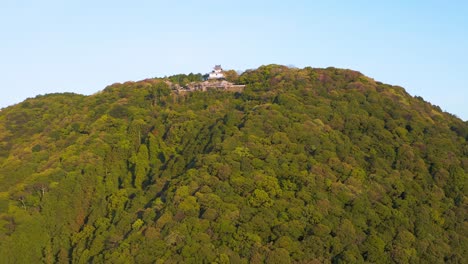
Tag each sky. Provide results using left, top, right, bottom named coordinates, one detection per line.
left=1, top=0, right=467, bottom=120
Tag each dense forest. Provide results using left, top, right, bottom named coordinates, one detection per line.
left=0, top=65, right=466, bottom=263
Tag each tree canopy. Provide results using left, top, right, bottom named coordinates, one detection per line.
left=0, top=65, right=466, bottom=263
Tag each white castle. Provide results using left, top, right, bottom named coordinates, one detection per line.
left=208, top=65, right=225, bottom=79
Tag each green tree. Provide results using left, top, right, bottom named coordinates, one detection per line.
left=133, top=144, right=150, bottom=188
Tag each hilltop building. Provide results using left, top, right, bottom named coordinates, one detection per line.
left=208, top=65, right=225, bottom=80
left=170, top=65, right=245, bottom=94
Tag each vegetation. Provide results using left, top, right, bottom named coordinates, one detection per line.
left=0, top=65, right=466, bottom=263
left=166, top=73, right=204, bottom=86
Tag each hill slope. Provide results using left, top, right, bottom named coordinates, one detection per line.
left=0, top=65, right=466, bottom=263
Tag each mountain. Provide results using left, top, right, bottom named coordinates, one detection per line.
left=0, top=65, right=466, bottom=263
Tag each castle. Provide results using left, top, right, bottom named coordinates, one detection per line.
left=169, top=65, right=245, bottom=94
left=208, top=65, right=225, bottom=80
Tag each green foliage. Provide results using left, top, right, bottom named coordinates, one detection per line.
left=166, top=73, right=203, bottom=86
left=249, top=189, right=273, bottom=208
left=0, top=65, right=466, bottom=263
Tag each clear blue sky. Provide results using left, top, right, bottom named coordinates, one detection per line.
left=1, top=0, right=467, bottom=120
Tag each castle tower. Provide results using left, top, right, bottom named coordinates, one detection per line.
left=208, top=65, right=225, bottom=80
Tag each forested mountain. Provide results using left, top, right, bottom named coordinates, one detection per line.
left=0, top=65, right=466, bottom=263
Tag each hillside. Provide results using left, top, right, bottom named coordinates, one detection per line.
left=0, top=65, right=466, bottom=263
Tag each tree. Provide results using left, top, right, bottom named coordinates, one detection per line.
left=133, top=144, right=150, bottom=189
left=249, top=189, right=273, bottom=208
left=266, top=248, right=291, bottom=264
left=149, top=82, right=171, bottom=106
left=223, top=70, right=239, bottom=83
